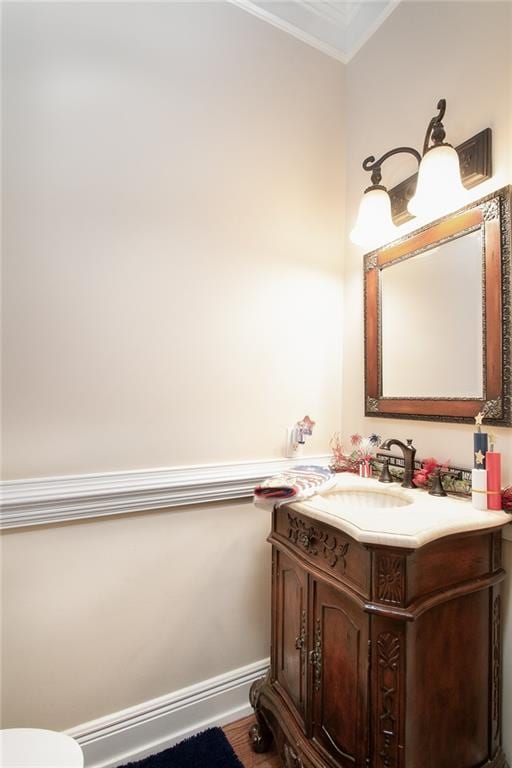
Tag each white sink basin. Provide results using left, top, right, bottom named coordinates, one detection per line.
left=287, top=475, right=511, bottom=549
left=318, top=487, right=412, bottom=512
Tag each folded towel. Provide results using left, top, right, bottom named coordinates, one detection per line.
left=254, top=465, right=335, bottom=509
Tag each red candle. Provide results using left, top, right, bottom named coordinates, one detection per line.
left=486, top=452, right=502, bottom=511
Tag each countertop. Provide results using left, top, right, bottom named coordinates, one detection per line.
left=288, top=474, right=511, bottom=549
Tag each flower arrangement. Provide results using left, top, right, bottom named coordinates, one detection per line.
left=502, top=486, right=512, bottom=512
left=330, top=432, right=381, bottom=475
left=413, top=457, right=450, bottom=488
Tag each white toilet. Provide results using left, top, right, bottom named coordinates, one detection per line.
left=0, top=729, right=83, bottom=768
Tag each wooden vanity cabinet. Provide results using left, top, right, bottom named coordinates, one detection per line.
left=250, top=506, right=509, bottom=768
left=274, top=550, right=308, bottom=730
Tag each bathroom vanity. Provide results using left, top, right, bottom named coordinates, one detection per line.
left=250, top=477, right=510, bottom=768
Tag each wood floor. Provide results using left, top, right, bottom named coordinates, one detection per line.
left=223, top=715, right=281, bottom=768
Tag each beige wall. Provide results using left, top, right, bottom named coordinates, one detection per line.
left=1, top=1, right=345, bottom=479
left=2, top=0, right=512, bottom=756
left=343, top=0, right=512, bottom=757
left=1, top=500, right=271, bottom=729
left=0, top=1, right=344, bottom=729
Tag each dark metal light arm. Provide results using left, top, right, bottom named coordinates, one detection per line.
left=359, top=98, right=451, bottom=189
left=362, top=146, right=422, bottom=188
left=422, top=98, right=447, bottom=154
left=355, top=98, right=492, bottom=226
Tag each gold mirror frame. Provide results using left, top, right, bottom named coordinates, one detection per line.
left=364, top=186, right=511, bottom=425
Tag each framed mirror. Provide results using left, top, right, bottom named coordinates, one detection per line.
left=364, top=186, right=511, bottom=424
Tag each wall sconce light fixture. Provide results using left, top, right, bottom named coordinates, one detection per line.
left=350, top=99, right=470, bottom=250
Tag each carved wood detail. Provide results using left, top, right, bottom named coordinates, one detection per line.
left=284, top=743, right=304, bottom=768
left=367, top=396, right=380, bottom=413
left=482, top=198, right=500, bottom=222
left=377, top=632, right=401, bottom=768
left=482, top=397, right=503, bottom=420
left=310, top=618, right=322, bottom=693
left=376, top=554, right=405, bottom=605
left=296, top=608, right=307, bottom=681
left=288, top=514, right=319, bottom=556
left=365, top=253, right=378, bottom=271
left=287, top=513, right=350, bottom=572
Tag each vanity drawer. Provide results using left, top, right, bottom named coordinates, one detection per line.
left=406, top=531, right=493, bottom=604
left=271, top=507, right=371, bottom=598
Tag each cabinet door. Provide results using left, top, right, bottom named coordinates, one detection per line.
left=310, top=578, right=369, bottom=768
left=273, top=549, right=308, bottom=728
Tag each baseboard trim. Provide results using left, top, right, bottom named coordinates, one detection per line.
left=1, top=455, right=331, bottom=529
left=66, top=658, right=269, bottom=768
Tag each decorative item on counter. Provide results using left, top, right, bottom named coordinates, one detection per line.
left=501, top=486, right=512, bottom=513
left=471, top=468, right=488, bottom=511
left=375, top=451, right=474, bottom=496
left=253, top=465, right=335, bottom=510
left=486, top=432, right=502, bottom=511
left=473, top=411, right=488, bottom=469
left=434, top=470, right=472, bottom=497
left=471, top=412, right=489, bottom=510
left=413, top=456, right=450, bottom=489
left=330, top=433, right=359, bottom=473
left=285, top=415, right=316, bottom=459
left=330, top=432, right=381, bottom=476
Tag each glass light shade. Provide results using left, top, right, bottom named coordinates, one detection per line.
left=350, top=187, right=399, bottom=249
left=407, top=144, right=467, bottom=219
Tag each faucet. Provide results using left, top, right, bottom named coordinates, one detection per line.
left=379, top=438, right=417, bottom=489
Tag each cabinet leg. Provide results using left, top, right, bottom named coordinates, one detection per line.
left=249, top=676, right=274, bottom=754
left=249, top=715, right=273, bottom=754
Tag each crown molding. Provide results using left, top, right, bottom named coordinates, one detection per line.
left=0, top=455, right=332, bottom=529
left=228, top=0, right=348, bottom=63
left=301, top=1, right=359, bottom=29
left=346, top=0, right=400, bottom=62
left=229, top=0, right=401, bottom=64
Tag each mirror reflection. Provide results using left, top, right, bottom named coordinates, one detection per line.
left=381, top=230, right=483, bottom=398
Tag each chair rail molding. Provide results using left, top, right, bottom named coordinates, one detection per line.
left=0, top=455, right=332, bottom=530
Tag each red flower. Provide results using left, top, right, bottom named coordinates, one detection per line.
left=422, top=457, right=438, bottom=474
left=414, top=457, right=451, bottom=489
left=502, top=487, right=512, bottom=512
left=414, top=471, right=429, bottom=487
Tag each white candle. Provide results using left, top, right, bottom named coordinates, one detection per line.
left=471, top=468, right=488, bottom=510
